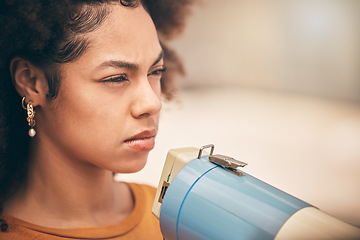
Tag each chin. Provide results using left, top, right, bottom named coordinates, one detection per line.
left=113, top=156, right=148, bottom=174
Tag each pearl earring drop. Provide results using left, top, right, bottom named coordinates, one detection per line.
left=28, top=128, right=36, bottom=137
left=22, top=97, right=36, bottom=137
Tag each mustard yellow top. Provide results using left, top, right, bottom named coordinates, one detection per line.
left=0, top=183, right=163, bottom=240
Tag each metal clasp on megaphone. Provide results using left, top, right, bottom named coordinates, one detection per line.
left=198, top=144, right=248, bottom=176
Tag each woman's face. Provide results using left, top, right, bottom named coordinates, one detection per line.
left=37, top=4, right=163, bottom=173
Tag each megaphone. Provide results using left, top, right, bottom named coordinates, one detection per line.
left=152, top=144, right=360, bottom=240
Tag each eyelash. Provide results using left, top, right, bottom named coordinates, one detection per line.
left=100, top=67, right=167, bottom=84
left=101, top=74, right=129, bottom=83
left=148, top=66, right=167, bottom=76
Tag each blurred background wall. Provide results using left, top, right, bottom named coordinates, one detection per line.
left=171, top=0, right=360, bottom=101
left=118, top=0, right=360, bottom=227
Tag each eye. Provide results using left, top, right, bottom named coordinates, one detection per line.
left=100, top=74, right=129, bottom=84
left=148, top=66, right=167, bottom=77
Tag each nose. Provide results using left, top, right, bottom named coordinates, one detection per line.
left=131, top=79, right=162, bottom=118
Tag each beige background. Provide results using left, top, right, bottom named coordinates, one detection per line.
left=118, top=0, right=360, bottom=227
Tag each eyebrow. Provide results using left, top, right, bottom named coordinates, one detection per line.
left=96, top=51, right=164, bottom=71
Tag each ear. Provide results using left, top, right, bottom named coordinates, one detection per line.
left=10, top=57, right=49, bottom=106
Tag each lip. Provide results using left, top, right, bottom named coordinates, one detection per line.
left=124, top=129, right=157, bottom=151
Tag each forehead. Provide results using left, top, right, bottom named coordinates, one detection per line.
left=83, top=3, right=162, bottom=63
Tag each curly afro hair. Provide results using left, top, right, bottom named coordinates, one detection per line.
left=0, top=0, right=196, bottom=231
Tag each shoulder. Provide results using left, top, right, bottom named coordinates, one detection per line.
left=125, top=183, right=163, bottom=237
left=127, top=182, right=156, bottom=209
left=0, top=215, right=39, bottom=239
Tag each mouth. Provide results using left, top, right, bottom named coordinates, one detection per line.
left=124, top=129, right=157, bottom=151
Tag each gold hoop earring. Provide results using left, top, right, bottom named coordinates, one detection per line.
left=22, top=97, right=36, bottom=137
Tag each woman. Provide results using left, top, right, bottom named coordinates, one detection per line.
left=0, top=0, right=194, bottom=239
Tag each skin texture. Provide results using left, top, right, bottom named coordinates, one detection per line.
left=4, top=3, right=163, bottom=228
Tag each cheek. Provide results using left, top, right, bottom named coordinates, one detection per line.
left=62, top=93, right=129, bottom=141
left=46, top=82, right=131, bottom=153
left=58, top=76, right=127, bottom=123
left=42, top=92, right=135, bottom=170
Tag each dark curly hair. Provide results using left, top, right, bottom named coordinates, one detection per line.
left=0, top=0, right=196, bottom=231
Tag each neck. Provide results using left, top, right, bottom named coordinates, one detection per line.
left=4, top=137, right=134, bottom=228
